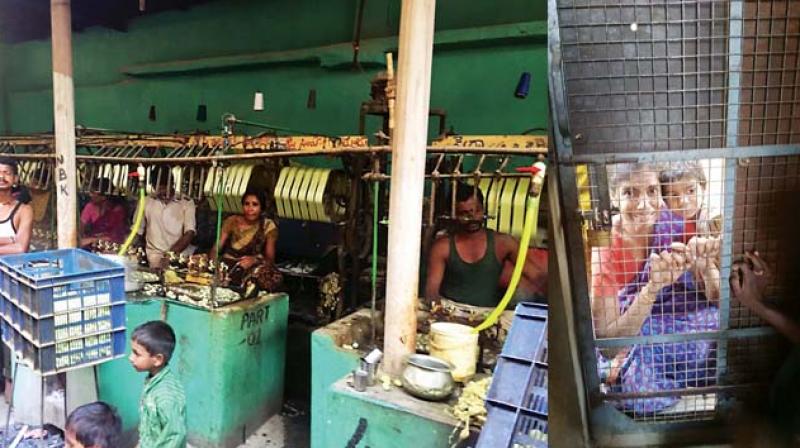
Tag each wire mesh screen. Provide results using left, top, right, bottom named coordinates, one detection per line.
left=577, top=158, right=794, bottom=423
left=557, top=0, right=731, bottom=153
left=739, top=1, right=800, bottom=145
left=730, top=155, right=800, bottom=328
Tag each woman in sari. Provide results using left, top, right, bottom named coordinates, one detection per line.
left=80, top=178, right=128, bottom=248
left=210, top=190, right=282, bottom=297
left=592, top=163, right=721, bottom=415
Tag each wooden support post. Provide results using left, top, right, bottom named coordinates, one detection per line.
left=51, top=0, right=95, bottom=422
left=383, top=0, right=436, bottom=375
left=51, top=0, right=78, bottom=249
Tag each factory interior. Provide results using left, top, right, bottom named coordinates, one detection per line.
left=4, top=1, right=800, bottom=447
left=0, top=1, right=549, bottom=447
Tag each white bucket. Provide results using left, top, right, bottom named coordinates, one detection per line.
left=100, top=254, right=141, bottom=292
left=428, top=322, right=479, bottom=382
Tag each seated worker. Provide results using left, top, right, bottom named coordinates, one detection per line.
left=129, top=321, right=187, bottom=448
left=425, top=184, right=546, bottom=322
left=137, top=168, right=196, bottom=269
left=80, top=178, right=128, bottom=248
left=24, top=401, right=122, bottom=448
left=0, top=158, right=33, bottom=255
left=210, top=189, right=282, bottom=297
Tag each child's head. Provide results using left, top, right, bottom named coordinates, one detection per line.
left=659, top=161, right=707, bottom=220
left=129, top=320, right=176, bottom=373
left=64, top=401, right=122, bottom=448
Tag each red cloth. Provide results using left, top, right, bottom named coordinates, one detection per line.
left=81, top=202, right=128, bottom=244
left=591, top=228, right=644, bottom=299
left=683, top=220, right=697, bottom=243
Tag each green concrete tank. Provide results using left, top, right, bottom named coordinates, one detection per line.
left=97, top=294, right=289, bottom=448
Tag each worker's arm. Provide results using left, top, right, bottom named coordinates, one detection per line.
left=424, top=238, right=448, bottom=305
left=0, top=204, right=33, bottom=255
left=498, top=234, right=544, bottom=285
left=150, top=400, right=187, bottom=448
left=592, top=249, right=686, bottom=339
left=263, top=227, right=278, bottom=264
left=169, top=231, right=195, bottom=254
left=731, top=253, right=800, bottom=345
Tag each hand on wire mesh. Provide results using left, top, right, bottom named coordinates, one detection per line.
left=648, top=249, right=688, bottom=290
left=730, top=251, right=771, bottom=307
left=683, top=236, right=721, bottom=274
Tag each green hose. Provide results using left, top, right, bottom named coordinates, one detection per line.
left=117, top=166, right=147, bottom=256
left=473, top=162, right=546, bottom=333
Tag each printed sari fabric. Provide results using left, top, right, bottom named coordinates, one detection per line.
left=605, top=209, right=719, bottom=415
left=221, top=217, right=282, bottom=293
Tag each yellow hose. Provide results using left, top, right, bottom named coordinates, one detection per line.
left=473, top=163, right=545, bottom=333
left=117, top=166, right=147, bottom=256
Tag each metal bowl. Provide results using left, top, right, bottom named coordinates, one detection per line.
left=401, top=354, right=455, bottom=401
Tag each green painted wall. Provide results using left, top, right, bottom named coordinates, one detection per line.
left=1, top=0, right=547, bottom=138
left=98, top=295, right=289, bottom=448
left=323, top=387, right=454, bottom=448
left=310, top=327, right=362, bottom=448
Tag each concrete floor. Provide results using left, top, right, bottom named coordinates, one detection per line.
left=0, top=395, right=311, bottom=448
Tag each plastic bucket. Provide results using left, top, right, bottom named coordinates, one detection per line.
left=100, top=254, right=140, bottom=292
left=428, top=322, right=479, bottom=382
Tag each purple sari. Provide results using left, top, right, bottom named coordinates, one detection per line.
left=609, top=209, right=719, bottom=415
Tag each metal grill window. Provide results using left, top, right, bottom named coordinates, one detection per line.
left=558, top=0, right=731, bottom=153
left=585, top=161, right=727, bottom=422
left=739, top=1, right=800, bottom=145
left=552, top=0, right=800, bottom=435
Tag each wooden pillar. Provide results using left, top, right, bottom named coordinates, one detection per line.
left=50, top=0, right=78, bottom=248
left=51, top=0, right=94, bottom=419
left=383, top=0, right=436, bottom=375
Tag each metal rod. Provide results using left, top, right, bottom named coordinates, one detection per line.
left=362, top=172, right=532, bottom=181
left=0, top=144, right=546, bottom=161
left=594, top=326, right=776, bottom=348
left=599, top=383, right=761, bottom=401
left=560, top=144, right=800, bottom=164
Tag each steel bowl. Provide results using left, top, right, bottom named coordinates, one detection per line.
left=401, top=354, right=455, bottom=401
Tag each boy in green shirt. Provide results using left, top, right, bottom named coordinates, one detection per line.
left=129, top=321, right=187, bottom=448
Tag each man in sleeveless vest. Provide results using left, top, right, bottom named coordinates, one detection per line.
left=425, top=184, right=546, bottom=331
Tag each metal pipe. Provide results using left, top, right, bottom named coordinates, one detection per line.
left=383, top=0, right=436, bottom=375
left=0, top=144, right=547, bottom=159
left=51, top=0, right=78, bottom=248
left=599, top=384, right=760, bottom=401
left=362, top=172, right=532, bottom=181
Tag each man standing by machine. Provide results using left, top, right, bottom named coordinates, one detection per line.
left=425, top=184, right=546, bottom=318
left=137, top=168, right=196, bottom=269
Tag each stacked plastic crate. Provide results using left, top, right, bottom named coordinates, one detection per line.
left=477, top=302, right=548, bottom=448
left=0, top=249, right=126, bottom=375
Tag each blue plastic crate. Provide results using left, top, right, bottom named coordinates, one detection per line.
left=477, top=302, right=548, bottom=448
left=17, top=303, right=125, bottom=347
left=0, top=249, right=124, bottom=318
left=16, top=328, right=126, bottom=376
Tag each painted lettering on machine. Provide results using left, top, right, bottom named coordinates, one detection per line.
left=239, top=304, right=270, bottom=346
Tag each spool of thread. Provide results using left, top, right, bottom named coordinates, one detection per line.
left=253, top=91, right=264, bottom=111
left=196, top=104, right=207, bottom=122
left=515, top=72, right=532, bottom=98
